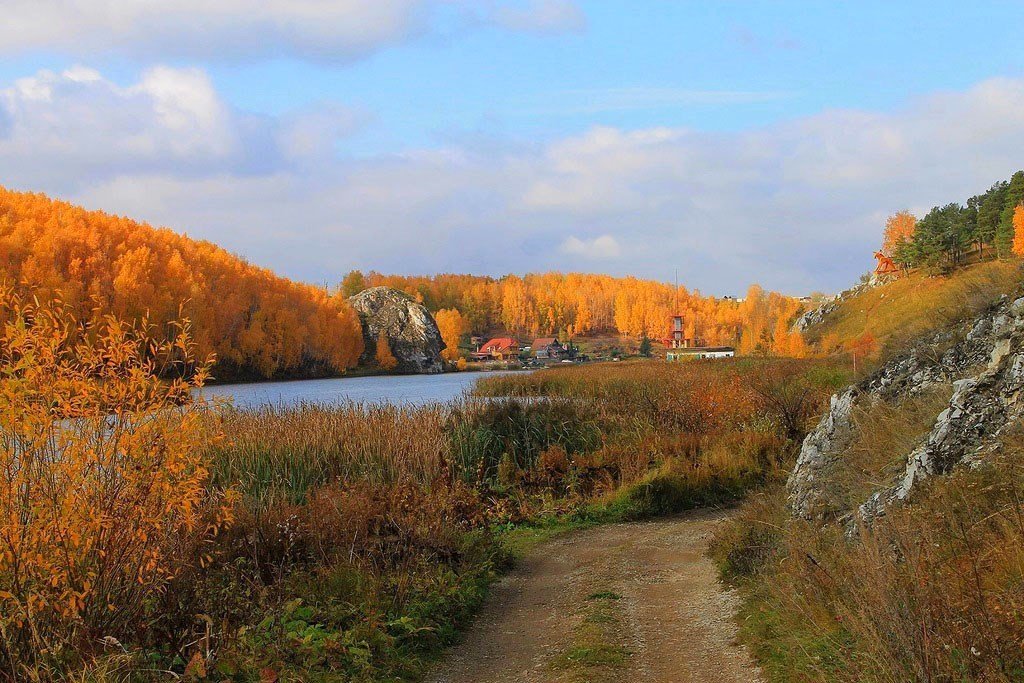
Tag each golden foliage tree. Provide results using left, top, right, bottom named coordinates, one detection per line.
left=1012, top=205, right=1024, bottom=257
left=375, top=332, right=398, bottom=371
left=0, top=289, right=234, bottom=669
left=0, top=186, right=363, bottom=380
left=882, top=210, right=917, bottom=256
left=435, top=308, right=467, bottom=361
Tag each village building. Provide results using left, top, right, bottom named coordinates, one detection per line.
left=662, top=314, right=703, bottom=349
left=663, top=314, right=735, bottom=360
left=532, top=337, right=566, bottom=360
left=472, top=337, right=521, bottom=361
left=666, top=346, right=735, bottom=361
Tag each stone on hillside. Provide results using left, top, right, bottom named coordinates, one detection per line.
left=348, top=287, right=445, bottom=374
left=788, top=293, right=1024, bottom=530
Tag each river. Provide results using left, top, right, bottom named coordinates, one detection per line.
left=198, top=371, right=524, bottom=409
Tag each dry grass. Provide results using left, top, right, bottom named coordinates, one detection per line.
left=714, top=389, right=1024, bottom=682
left=807, top=259, right=1022, bottom=357
left=207, top=402, right=453, bottom=508
left=825, top=385, right=953, bottom=513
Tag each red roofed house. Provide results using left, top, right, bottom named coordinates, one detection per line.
left=472, top=337, right=521, bottom=361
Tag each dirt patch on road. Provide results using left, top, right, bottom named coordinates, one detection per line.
left=427, top=508, right=762, bottom=683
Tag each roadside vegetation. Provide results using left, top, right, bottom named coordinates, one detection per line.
left=0, top=286, right=846, bottom=681
left=711, top=417, right=1024, bottom=682
left=711, top=173, right=1024, bottom=682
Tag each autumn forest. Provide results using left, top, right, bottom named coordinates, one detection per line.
left=0, top=186, right=808, bottom=379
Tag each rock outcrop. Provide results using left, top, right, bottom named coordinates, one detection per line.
left=348, top=287, right=445, bottom=374
left=792, top=275, right=895, bottom=333
left=788, top=293, right=1024, bottom=528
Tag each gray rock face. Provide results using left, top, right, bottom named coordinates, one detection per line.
left=788, top=294, right=1024, bottom=528
left=792, top=276, right=894, bottom=333
left=348, top=287, right=445, bottom=374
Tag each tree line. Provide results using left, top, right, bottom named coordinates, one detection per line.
left=0, top=185, right=810, bottom=381
left=885, top=170, right=1024, bottom=269
left=343, top=271, right=807, bottom=356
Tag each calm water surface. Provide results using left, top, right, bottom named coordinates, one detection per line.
left=199, top=371, right=522, bottom=409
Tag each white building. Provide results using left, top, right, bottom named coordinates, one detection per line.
left=665, top=346, right=735, bottom=361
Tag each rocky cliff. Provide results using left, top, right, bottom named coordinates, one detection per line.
left=789, top=292, right=1024, bottom=528
left=348, top=287, right=445, bottom=374
left=792, top=274, right=896, bottom=333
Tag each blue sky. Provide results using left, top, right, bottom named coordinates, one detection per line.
left=1, top=1, right=1023, bottom=294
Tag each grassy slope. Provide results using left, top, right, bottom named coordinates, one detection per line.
left=806, top=259, right=1021, bottom=356
left=713, top=258, right=1024, bottom=682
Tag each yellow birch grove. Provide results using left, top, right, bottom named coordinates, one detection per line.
left=361, top=272, right=805, bottom=352
left=0, top=185, right=811, bottom=367
left=0, top=289, right=234, bottom=666
left=0, top=186, right=363, bottom=379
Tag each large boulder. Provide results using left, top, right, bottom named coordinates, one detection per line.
left=348, top=287, right=445, bottom=374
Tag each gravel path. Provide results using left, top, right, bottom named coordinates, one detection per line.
left=427, top=508, right=763, bottom=683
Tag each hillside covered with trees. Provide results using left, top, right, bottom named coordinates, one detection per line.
left=1, top=186, right=809, bottom=378
left=885, top=170, right=1024, bottom=269
left=0, top=187, right=364, bottom=380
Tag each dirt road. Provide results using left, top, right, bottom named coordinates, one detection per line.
left=427, top=508, right=763, bottom=683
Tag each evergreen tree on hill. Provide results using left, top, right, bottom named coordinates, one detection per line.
left=976, top=181, right=1008, bottom=255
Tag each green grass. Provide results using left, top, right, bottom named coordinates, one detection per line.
left=550, top=591, right=632, bottom=676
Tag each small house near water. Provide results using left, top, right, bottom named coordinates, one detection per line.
left=472, top=337, right=521, bottom=361
left=532, top=337, right=566, bottom=360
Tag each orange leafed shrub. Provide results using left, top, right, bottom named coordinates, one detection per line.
left=0, top=289, right=233, bottom=671
left=375, top=331, right=398, bottom=371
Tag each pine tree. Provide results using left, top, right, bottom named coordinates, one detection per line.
left=639, top=333, right=652, bottom=358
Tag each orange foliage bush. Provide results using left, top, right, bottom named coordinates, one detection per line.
left=0, top=186, right=363, bottom=379
left=375, top=332, right=398, bottom=371
left=1012, top=204, right=1024, bottom=257
left=0, top=289, right=233, bottom=671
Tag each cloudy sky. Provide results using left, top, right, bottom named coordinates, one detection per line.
left=2, top=1, right=1023, bottom=295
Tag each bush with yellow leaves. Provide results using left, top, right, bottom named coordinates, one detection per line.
left=0, top=288, right=234, bottom=674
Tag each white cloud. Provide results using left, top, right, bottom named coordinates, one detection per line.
left=0, top=66, right=360, bottom=192
left=0, top=0, right=586, bottom=62
left=492, top=0, right=587, bottom=33
left=560, top=235, right=622, bottom=259
left=2, top=67, right=1024, bottom=294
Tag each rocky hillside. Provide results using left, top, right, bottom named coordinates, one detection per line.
left=790, top=277, right=1024, bottom=529
left=349, top=286, right=446, bottom=374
